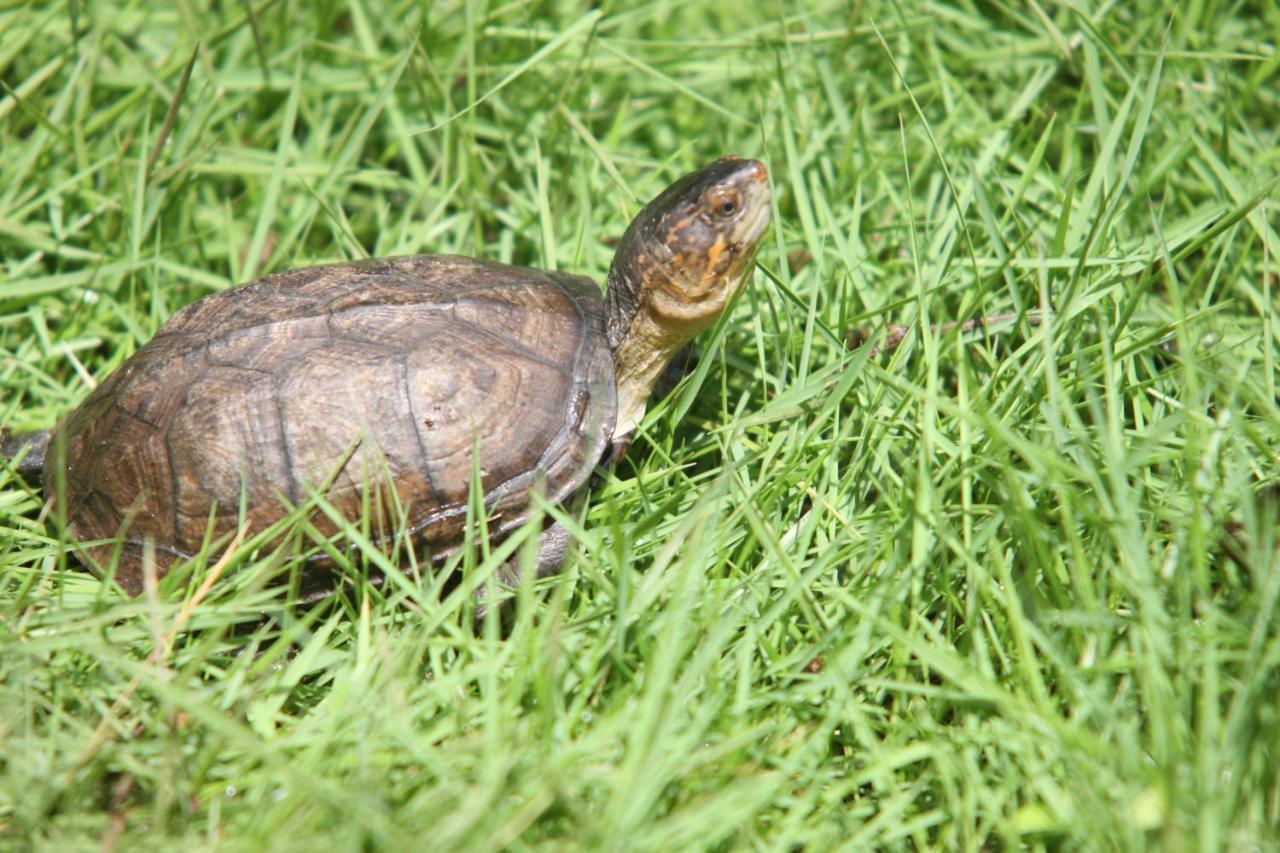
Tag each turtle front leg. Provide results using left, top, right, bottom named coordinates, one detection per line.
left=475, top=521, right=575, bottom=618
left=529, top=521, right=573, bottom=580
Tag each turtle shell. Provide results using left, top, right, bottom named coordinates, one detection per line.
left=45, top=255, right=617, bottom=593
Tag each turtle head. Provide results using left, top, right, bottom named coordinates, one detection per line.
left=606, top=156, right=771, bottom=345
left=604, top=157, right=771, bottom=440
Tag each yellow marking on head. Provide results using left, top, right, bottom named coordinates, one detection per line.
left=705, top=234, right=726, bottom=270
left=666, top=216, right=694, bottom=245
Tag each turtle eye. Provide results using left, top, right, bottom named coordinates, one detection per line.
left=709, top=190, right=740, bottom=219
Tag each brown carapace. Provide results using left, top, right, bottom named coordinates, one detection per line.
left=9, top=157, right=772, bottom=594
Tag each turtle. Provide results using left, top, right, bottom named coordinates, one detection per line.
left=3, top=156, right=772, bottom=595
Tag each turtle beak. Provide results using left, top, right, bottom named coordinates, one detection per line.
left=732, top=161, right=772, bottom=247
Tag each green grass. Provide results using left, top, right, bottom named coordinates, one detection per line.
left=2, top=0, right=1279, bottom=848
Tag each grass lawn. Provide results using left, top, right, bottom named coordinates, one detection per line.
left=2, top=0, right=1279, bottom=848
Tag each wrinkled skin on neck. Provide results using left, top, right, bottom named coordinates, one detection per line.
left=604, top=157, right=772, bottom=440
